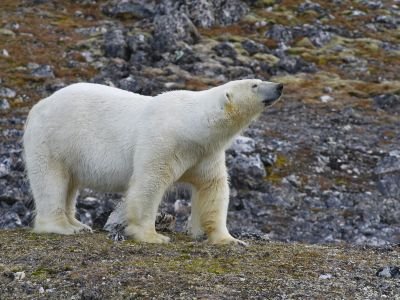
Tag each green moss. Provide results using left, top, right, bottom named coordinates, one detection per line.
left=265, top=153, right=289, bottom=184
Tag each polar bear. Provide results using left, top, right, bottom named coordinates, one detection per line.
left=23, top=79, right=283, bottom=245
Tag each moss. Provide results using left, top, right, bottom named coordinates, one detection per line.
left=265, top=153, right=289, bottom=184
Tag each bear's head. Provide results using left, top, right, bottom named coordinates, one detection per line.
left=220, top=79, right=283, bottom=124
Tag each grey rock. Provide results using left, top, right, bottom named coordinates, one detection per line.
left=361, top=1, right=383, bottom=9
left=0, top=158, right=12, bottom=178
left=226, top=66, right=254, bottom=80
left=126, top=33, right=151, bottom=53
left=157, top=0, right=249, bottom=28
left=376, top=266, right=400, bottom=278
left=266, top=24, right=293, bottom=45
left=241, top=39, right=269, bottom=56
left=0, top=87, right=16, bottom=98
left=228, top=153, right=266, bottom=189
left=375, top=15, right=398, bottom=29
left=0, top=99, right=10, bottom=110
left=28, top=63, right=55, bottom=79
left=377, top=174, right=400, bottom=198
left=118, top=75, right=141, bottom=92
left=0, top=210, right=22, bottom=229
left=102, top=0, right=154, bottom=19
left=103, top=29, right=129, bottom=60
left=213, top=42, right=237, bottom=59
left=375, top=150, right=400, bottom=175
left=373, top=93, right=400, bottom=112
left=229, top=136, right=256, bottom=155
left=292, top=24, right=334, bottom=47
left=152, top=12, right=200, bottom=53
left=298, top=1, right=325, bottom=14
left=273, top=55, right=317, bottom=74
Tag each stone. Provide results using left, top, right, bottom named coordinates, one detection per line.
left=156, top=0, right=249, bottom=28
left=320, top=95, right=334, bottom=103
left=0, top=87, right=16, bottom=98
left=0, top=99, right=10, bottom=110
left=27, top=63, right=55, bottom=79
left=375, top=151, right=400, bottom=175
left=265, top=24, right=293, bottom=45
left=373, top=93, right=400, bottom=112
left=102, top=0, right=155, bottom=19
left=228, top=153, right=266, bottom=189
left=241, top=39, right=269, bottom=56
left=103, top=29, right=129, bottom=60
left=152, top=12, right=200, bottom=53
left=273, top=55, right=317, bottom=74
left=229, top=136, right=256, bottom=155
left=376, top=266, right=400, bottom=278
left=212, top=42, right=237, bottom=58
left=298, top=1, right=325, bottom=14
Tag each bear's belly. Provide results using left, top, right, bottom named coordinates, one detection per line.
left=66, top=152, right=134, bottom=193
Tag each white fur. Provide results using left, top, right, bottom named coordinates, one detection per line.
left=23, top=80, right=282, bottom=244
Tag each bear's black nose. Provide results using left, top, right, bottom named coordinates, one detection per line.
left=276, top=83, right=283, bottom=93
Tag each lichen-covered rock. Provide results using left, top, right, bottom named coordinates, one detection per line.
left=103, top=29, right=129, bottom=60
left=156, top=0, right=249, bottom=28
left=102, top=0, right=155, bottom=19
left=152, top=12, right=200, bottom=53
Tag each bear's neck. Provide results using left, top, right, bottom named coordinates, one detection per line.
left=199, top=90, right=260, bottom=152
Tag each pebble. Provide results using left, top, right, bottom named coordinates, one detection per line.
left=320, top=95, right=334, bottom=103
left=376, top=266, right=400, bottom=278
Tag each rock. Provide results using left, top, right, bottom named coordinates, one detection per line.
left=228, top=153, right=266, bottom=189
left=27, top=63, right=55, bottom=79
left=1, top=49, right=9, bottom=57
left=156, top=0, right=249, bottom=28
left=226, top=66, right=254, bottom=79
left=298, top=1, right=325, bottom=15
left=103, top=29, right=129, bottom=60
left=212, top=42, right=237, bottom=59
left=377, top=174, right=400, bottom=199
left=0, top=99, right=10, bottom=111
left=152, top=12, right=200, bottom=53
left=375, top=15, right=398, bottom=29
left=320, top=95, right=334, bottom=103
left=273, top=55, right=317, bottom=74
left=0, top=87, right=16, bottom=98
left=0, top=210, right=22, bottom=229
left=375, top=151, right=400, bottom=175
left=13, top=271, right=25, bottom=281
left=376, top=266, right=400, bottom=278
left=373, top=93, right=400, bottom=112
left=265, top=24, right=293, bottom=45
left=241, top=39, right=269, bottom=56
left=102, top=0, right=154, bottom=19
left=0, top=158, right=11, bottom=178
left=229, top=136, right=256, bottom=155
left=319, top=273, right=333, bottom=280
left=127, top=33, right=151, bottom=53
left=362, top=1, right=383, bottom=9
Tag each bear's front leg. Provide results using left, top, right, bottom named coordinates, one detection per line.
left=189, top=156, right=247, bottom=246
left=124, top=162, right=175, bottom=243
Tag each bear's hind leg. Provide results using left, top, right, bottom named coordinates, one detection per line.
left=65, top=183, right=92, bottom=233
left=28, top=158, right=78, bottom=235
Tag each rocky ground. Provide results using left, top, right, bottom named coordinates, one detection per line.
left=1, top=230, right=400, bottom=299
left=1, top=0, right=400, bottom=248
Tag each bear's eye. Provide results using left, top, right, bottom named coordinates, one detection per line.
left=252, top=84, right=258, bottom=88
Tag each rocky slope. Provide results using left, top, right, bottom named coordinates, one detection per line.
left=0, top=0, right=400, bottom=247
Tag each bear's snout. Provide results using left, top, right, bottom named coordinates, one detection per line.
left=276, top=83, right=283, bottom=94
left=260, top=82, right=283, bottom=106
